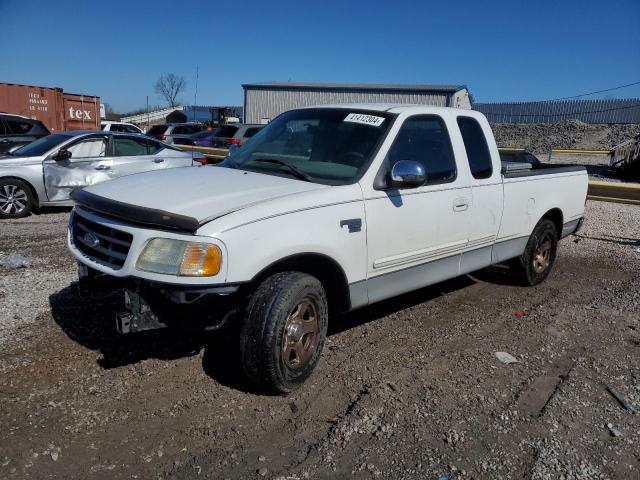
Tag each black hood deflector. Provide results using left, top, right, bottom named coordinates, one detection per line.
left=71, top=188, right=200, bottom=233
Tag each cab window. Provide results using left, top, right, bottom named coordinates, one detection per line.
left=386, top=115, right=456, bottom=185
left=457, top=117, right=493, bottom=179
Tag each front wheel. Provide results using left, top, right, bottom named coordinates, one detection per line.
left=512, top=218, right=558, bottom=286
left=239, top=272, right=328, bottom=394
left=0, top=179, right=34, bottom=219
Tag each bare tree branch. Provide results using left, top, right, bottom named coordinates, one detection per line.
left=154, top=73, right=187, bottom=108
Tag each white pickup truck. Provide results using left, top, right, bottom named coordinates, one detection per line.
left=67, top=104, right=588, bottom=393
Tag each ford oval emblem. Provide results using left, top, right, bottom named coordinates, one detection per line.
left=81, top=232, right=100, bottom=248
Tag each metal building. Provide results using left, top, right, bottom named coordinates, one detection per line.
left=242, top=82, right=471, bottom=124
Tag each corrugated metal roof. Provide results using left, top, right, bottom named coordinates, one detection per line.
left=242, top=81, right=466, bottom=93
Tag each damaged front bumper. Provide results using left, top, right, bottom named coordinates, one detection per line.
left=77, top=263, right=241, bottom=334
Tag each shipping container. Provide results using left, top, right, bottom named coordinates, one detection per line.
left=0, top=82, right=100, bottom=132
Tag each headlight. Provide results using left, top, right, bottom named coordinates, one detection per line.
left=136, top=238, right=222, bottom=276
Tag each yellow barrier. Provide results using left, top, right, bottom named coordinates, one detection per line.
left=552, top=149, right=610, bottom=155
left=177, top=145, right=228, bottom=162
left=588, top=180, right=640, bottom=205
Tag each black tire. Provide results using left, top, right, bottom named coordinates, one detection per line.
left=0, top=178, right=34, bottom=219
left=239, top=272, right=328, bottom=394
left=512, top=219, right=558, bottom=286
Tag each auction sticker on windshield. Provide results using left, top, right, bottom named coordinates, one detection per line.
left=344, top=113, right=385, bottom=127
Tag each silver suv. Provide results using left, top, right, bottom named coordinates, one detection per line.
left=146, top=123, right=207, bottom=145
left=208, top=124, right=263, bottom=147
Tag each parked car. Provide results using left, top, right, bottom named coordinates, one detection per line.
left=0, top=131, right=205, bottom=218
left=146, top=123, right=207, bottom=145
left=67, top=105, right=587, bottom=393
left=208, top=123, right=263, bottom=147
left=0, top=113, right=50, bottom=154
left=499, top=148, right=542, bottom=166
left=101, top=121, right=143, bottom=134
left=173, top=128, right=219, bottom=147
left=174, top=125, right=264, bottom=147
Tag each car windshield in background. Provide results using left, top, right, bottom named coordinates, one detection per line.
left=221, top=109, right=394, bottom=185
left=147, top=125, right=168, bottom=135
left=10, top=134, right=69, bottom=157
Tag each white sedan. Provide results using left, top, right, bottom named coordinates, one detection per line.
left=0, top=130, right=205, bottom=218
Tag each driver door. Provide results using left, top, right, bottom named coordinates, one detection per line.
left=362, top=115, right=472, bottom=303
left=43, top=135, right=111, bottom=201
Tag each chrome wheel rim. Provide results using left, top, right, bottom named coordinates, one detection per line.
left=0, top=184, right=28, bottom=215
left=533, top=235, right=552, bottom=273
left=282, top=298, right=320, bottom=370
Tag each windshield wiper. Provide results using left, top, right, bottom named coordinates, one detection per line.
left=251, top=158, right=313, bottom=182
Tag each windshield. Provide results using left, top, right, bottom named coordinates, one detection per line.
left=11, top=134, right=70, bottom=157
left=220, top=109, right=393, bottom=185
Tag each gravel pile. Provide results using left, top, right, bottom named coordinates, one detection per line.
left=491, top=121, right=640, bottom=153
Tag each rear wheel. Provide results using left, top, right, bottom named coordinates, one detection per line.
left=239, top=272, right=328, bottom=394
left=0, top=179, right=33, bottom=219
left=512, top=219, right=558, bottom=286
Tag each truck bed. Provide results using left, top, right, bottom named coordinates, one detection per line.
left=502, top=161, right=586, bottom=178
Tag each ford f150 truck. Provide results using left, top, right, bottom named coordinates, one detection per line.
left=67, top=105, right=587, bottom=393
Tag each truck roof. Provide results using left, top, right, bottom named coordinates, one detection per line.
left=304, top=103, right=482, bottom=116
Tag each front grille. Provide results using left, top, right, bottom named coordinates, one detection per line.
left=71, top=212, right=133, bottom=270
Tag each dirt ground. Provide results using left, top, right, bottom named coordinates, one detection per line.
left=1, top=201, right=639, bottom=480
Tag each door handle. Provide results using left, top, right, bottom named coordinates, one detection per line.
left=153, top=158, right=165, bottom=163
left=453, top=198, right=469, bottom=212
left=94, top=164, right=111, bottom=170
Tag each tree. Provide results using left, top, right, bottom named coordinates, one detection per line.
left=103, top=103, right=122, bottom=121
left=154, top=73, right=186, bottom=108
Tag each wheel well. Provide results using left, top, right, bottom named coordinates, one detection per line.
left=251, top=253, right=352, bottom=314
left=0, top=176, right=40, bottom=206
left=541, top=208, right=563, bottom=235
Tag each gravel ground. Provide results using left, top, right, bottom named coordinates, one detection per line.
left=0, top=210, right=76, bottom=348
left=0, top=202, right=639, bottom=480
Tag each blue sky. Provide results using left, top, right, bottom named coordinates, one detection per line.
left=1, top=0, right=639, bottom=112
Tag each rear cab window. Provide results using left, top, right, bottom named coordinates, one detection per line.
left=457, top=116, right=493, bottom=179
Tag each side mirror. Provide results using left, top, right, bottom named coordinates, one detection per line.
left=390, top=160, right=426, bottom=188
left=53, top=149, right=72, bottom=161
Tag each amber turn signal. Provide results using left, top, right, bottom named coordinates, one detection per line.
left=179, top=243, right=222, bottom=276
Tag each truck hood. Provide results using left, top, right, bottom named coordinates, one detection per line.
left=80, top=165, right=327, bottom=225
